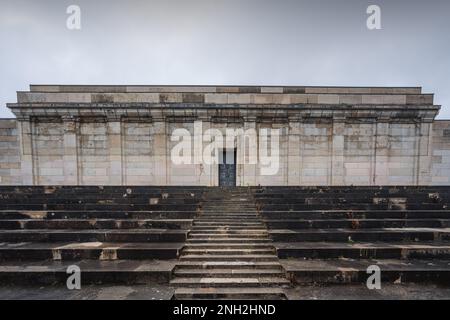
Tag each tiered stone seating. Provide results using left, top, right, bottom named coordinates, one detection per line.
left=254, top=186, right=450, bottom=285
left=0, top=186, right=204, bottom=285
left=3, top=186, right=450, bottom=296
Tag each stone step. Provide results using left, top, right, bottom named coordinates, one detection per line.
left=187, top=238, right=271, bottom=243
left=0, top=229, right=188, bottom=243
left=170, top=277, right=290, bottom=287
left=0, top=204, right=200, bottom=211
left=255, top=197, right=425, bottom=201
left=202, top=209, right=256, bottom=211
left=261, top=211, right=450, bottom=220
left=275, top=242, right=450, bottom=259
left=174, top=268, right=286, bottom=278
left=281, top=258, right=450, bottom=285
left=190, top=229, right=268, bottom=234
left=202, top=200, right=251, bottom=203
left=183, top=243, right=274, bottom=249
left=179, top=254, right=279, bottom=261
left=192, top=226, right=265, bottom=230
left=200, top=214, right=259, bottom=218
left=173, top=287, right=287, bottom=300
left=0, top=219, right=193, bottom=230
left=0, top=210, right=198, bottom=220
left=0, top=259, right=176, bottom=285
left=182, top=248, right=276, bottom=255
left=259, top=204, right=448, bottom=210
left=0, top=242, right=183, bottom=260
left=189, top=234, right=268, bottom=239
left=195, top=219, right=261, bottom=223
left=264, top=219, right=450, bottom=229
left=194, top=221, right=264, bottom=225
left=269, top=228, right=450, bottom=242
left=0, top=199, right=201, bottom=206
left=174, top=261, right=283, bottom=269
left=202, top=204, right=255, bottom=206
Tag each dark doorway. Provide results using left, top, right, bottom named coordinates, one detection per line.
left=219, top=149, right=236, bottom=187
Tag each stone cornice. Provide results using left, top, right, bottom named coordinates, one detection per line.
left=7, top=103, right=440, bottom=123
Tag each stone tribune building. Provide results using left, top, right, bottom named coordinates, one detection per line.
left=0, top=85, right=449, bottom=186
left=1, top=85, right=450, bottom=299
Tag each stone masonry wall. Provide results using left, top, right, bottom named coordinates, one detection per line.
left=2, top=85, right=447, bottom=186
left=0, top=120, right=21, bottom=185
left=431, top=121, right=450, bottom=185
left=1, top=118, right=449, bottom=186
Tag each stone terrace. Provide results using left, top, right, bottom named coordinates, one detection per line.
left=0, top=186, right=204, bottom=285
left=1, top=186, right=450, bottom=299
left=255, top=186, right=450, bottom=286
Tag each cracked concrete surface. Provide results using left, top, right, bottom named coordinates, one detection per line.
left=0, top=284, right=449, bottom=300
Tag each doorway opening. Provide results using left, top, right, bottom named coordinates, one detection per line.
left=218, top=149, right=236, bottom=187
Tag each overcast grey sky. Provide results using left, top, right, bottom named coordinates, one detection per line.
left=0, top=0, right=449, bottom=118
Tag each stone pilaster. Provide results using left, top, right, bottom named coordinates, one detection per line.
left=240, top=118, right=257, bottom=186
left=62, top=116, right=79, bottom=185
left=198, top=120, right=212, bottom=186
left=153, top=120, right=168, bottom=185
left=287, top=118, right=301, bottom=186
left=417, top=121, right=433, bottom=185
left=107, top=118, right=123, bottom=185
left=373, top=119, right=390, bottom=185
left=17, top=117, right=34, bottom=185
left=331, top=116, right=345, bottom=185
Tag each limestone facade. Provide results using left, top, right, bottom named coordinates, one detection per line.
left=1, top=85, right=449, bottom=186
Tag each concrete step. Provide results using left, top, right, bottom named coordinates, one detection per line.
left=264, top=219, right=450, bottom=229
left=0, top=204, right=200, bottom=211
left=281, top=258, right=450, bottom=285
left=259, top=204, right=448, bottom=210
left=179, top=254, right=279, bottom=261
left=198, top=218, right=259, bottom=221
left=174, top=268, right=286, bottom=278
left=170, top=276, right=290, bottom=287
left=184, top=243, right=274, bottom=249
left=261, top=210, right=450, bottom=219
left=0, top=242, right=184, bottom=260
left=187, top=238, right=271, bottom=243
left=192, top=226, right=266, bottom=230
left=173, top=287, right=287, bottom=300
left=202, top=209, right=256, bottom=211
left=0, top=210, right=198, bottom=220
left=0, top=229, right=188, bottom=243
left=174, top=261, right=283, bottom=269
left=182, top=248, right=276, bottom=255
left=203, top=200, right=252, bottom=202
left=269, top=228, right=450, bottom=242
left=199, top=215, right=259, bottom=219
left=189, top=233, right=268, bottom=238
left=0, top=219, right=193, bottom=230
left=0, top=259, right=176, bottom=285
left=275, top=242, right=450, bottom=259
left=190, top=229, right=268, bottom=234
left=194, top=221, right=264, bottom=225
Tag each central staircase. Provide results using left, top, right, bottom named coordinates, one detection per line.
left=171, top=188, right=290, bottom=300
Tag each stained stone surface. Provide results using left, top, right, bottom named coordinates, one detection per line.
left=285, top=284, right=450, bottom=300
left=0, top=284, right=449, bottom=300
left=0, top=284, right=174, bottom=300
